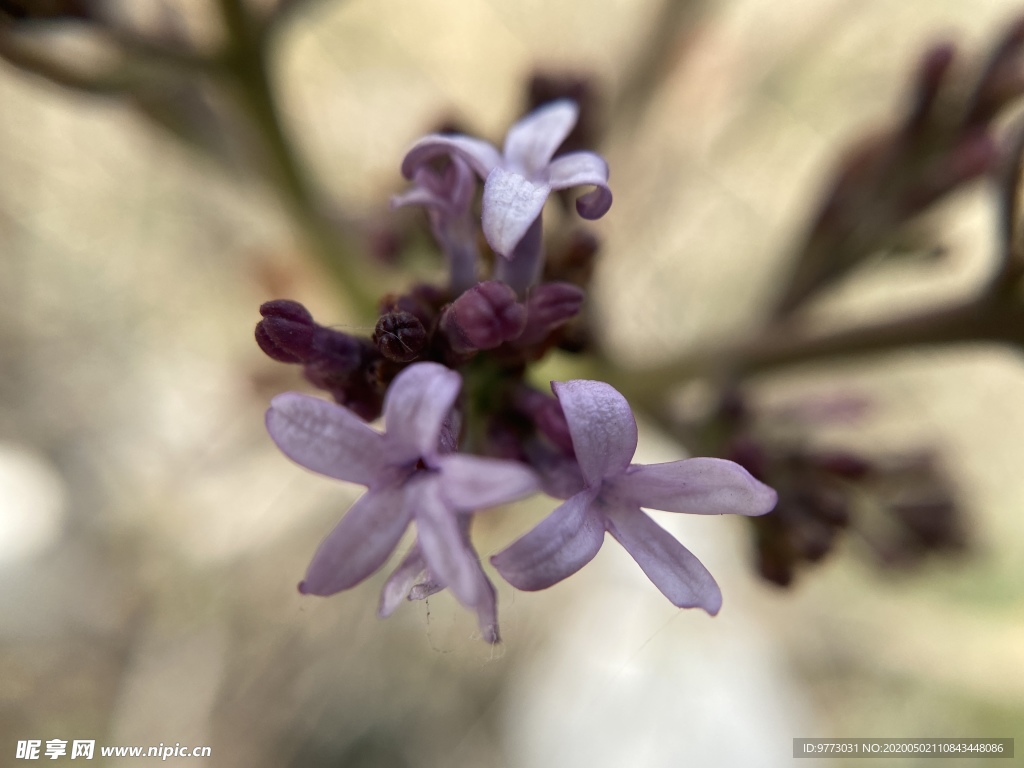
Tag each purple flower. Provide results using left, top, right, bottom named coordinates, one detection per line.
left=392, top=155, right=480, bottom=293
left=400, top=100, right=612, bottom=259
left=491, top=380, right=778, bottom=614
left=266, top=362, right=538, bottom=642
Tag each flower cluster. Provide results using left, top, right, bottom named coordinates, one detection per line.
left=259, top=101, right=777, bottom=642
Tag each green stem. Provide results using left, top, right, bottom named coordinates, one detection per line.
left=217, top=0, right=379, bottom=317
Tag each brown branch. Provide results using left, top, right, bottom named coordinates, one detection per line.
left=0, top=31, right=124, bottom=92
left=604, top=294, right=1024, bottom=402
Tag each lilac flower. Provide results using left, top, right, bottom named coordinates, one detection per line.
left=491, top=380, right=778, bottom=614
left=266, top=362, right=537, bottom=642
left=392, top=155, right=480, bottom=294
left=400, top=100, right=612, bottom=293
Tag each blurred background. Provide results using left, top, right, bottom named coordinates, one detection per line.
left=1, top=0, right=1023, bottom=766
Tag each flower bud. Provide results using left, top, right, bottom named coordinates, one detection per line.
left=308, top=331, right=367, bottom=383
left=373, top=311, right=428, bottom=362
left=255, top=301, right=316, bottom=363
left=259, top=300, right=313, bottom=324
left=516, top=282, right=584, bottom=347
left=440, top=281, right=527, bottom=354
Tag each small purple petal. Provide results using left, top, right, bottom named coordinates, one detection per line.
left=392, top=156, right=476, bottom=219
left=390, top=184, right=443, bottom=211
left=440, top=155, right=477, bottom=213
left=413, top=481, right=481, bottom=603
left=551, top=380, right=638, bottom=487
left=408, top=578, right=446, bottom=601
left=503, top=99, right=579, bottom=174
left=604, top=505, right=722, bottom=614
left=546, top=151, right=613, bottom=219
left=575, top=187, right=614, bottom=220
left=438, top=415, right=461, bottom=454
left=437, top=454, right=537, bottom=510
left=609, top=457, right=778, bottom=516
left=481, top=167, right=551, bottom=257
left=491, top=491, right=605, bottom=591
left=378, top=543, right=427, bottom=617
left=266, top=393, right=386, bottom=486
left=383, top=362, right=462, bottom=462
left=400, top=134, right=501, bottom=179
left=414, top=480, right=501, bottom=642
left=300, top=486, right=412, bottom=596
left=472, top=577, right=500, bottom=644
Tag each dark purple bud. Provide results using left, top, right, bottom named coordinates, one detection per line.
left=373, top=311, right=428, bottom=362
left=255, top=301, right=317, bottom=363
left=256, top=322, right=307, bottom=363
left=310, top=327, right=364, bottom=375
left=302, top=333, right=369, bottom=406
left=439, top=281, right=527, bottom=354
left=259, top=299, right=314, bottom=324
left=516, top=282, right=585, bottom=347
